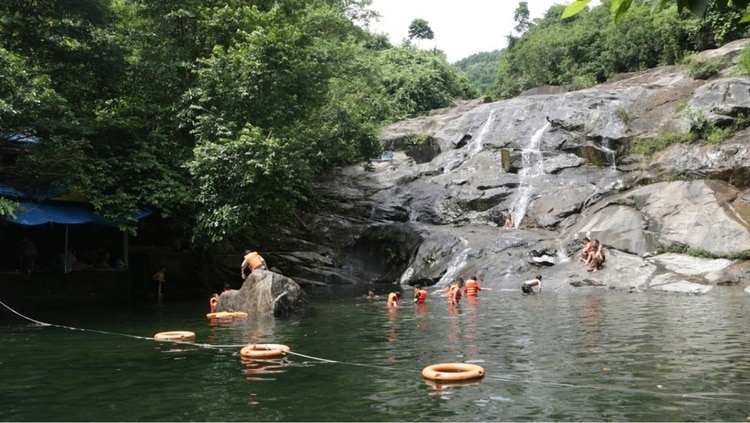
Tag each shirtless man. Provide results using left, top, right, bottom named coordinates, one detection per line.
left=521, top=275, right=542, bottom=294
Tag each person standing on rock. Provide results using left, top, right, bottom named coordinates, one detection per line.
left=241, top=249, right=267, bottom=280
left=521, top=275, right=542, bottom=295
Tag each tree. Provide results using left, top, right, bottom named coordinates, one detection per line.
left=408, top=18, right=434, bottom=40
left=563, top=0, right=750, bottom=23
left=514, top=1, right=532, bottom=34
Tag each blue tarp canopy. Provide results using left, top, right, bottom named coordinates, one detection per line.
left=8, top=201, right=151, bottom=227
left=0, top=132, right=41, bottom=145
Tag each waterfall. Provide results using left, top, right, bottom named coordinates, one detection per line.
left=582, top=141, right=622, bottom=210
left=443, top=110, right=496, bottom=173
left=599, top=139, right=617, bottom=172
left=509, top=122, right=550, bottom=228
left=556, top=240, right=570, bottom=263
left=436, top=247, right=470, bottom=287
left=469, top=110, right=496, bottom=159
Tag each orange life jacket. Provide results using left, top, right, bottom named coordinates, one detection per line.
left=387, top=292, right=399, bottom=307
left=465, top=279, right=480, bottom=296
left=244, top=252, right=264, bottom=270
left=414, top=289, right=428, bottom=303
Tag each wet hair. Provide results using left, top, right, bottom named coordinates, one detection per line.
left=414, top=284, right=422, bottom=289
left=395, top=292, right=401, bottom=298
left=536, top=275, right=542, bottom=280
left=582, top=237, right=590, bottom=242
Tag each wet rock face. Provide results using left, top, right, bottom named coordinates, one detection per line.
left=216, top=270, right=309, bottom=317
left=279, top=39, right=750, bottom=296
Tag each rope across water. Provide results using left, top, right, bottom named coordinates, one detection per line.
left=1, top=299, right=746, bottom=404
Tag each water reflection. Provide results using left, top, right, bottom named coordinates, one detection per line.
left=240, top=357, right=291, bottom=381
left=424, top=378, right=482, bottom=396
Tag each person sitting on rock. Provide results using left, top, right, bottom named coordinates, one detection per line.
left=579, top=237, right=593, bottom=263
left=503, top=214, right=515, bottom=229
left=585, top=240, right=605, bottom=272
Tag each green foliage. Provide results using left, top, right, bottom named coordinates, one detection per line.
left=0, top=198, right=19, bottom=218
left=569, top=74, right=597, bottom=90
left=490, top=0, right=749, bottom=100
left=377, top=47, right=478, bottom=119
left=564, top=0, right=750, bottom=23
left=616, top=107, right=636, bottom=124
left=454, top=50, right=502, bottom=94
left=737, top=43, right=750, bottom=74
left=727, top=250, right=750, bottom=260
left=403, top=134, right=431, bottom=146
left=660, top=244, right=750, bottom=259
left=187, top=126, right=312, bottom=244
left=514, top=2, right=532, bottom=34
left=408, top=18, right=434, bottom=41
left=0, top=0, right=487, bottom=246
left=682, top=53, right=729, bottom=79
left=630, top=132, right=696, bottom=156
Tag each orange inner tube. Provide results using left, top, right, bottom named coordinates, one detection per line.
left=206, top=311, right=248, bottom=319
left=154, top=331, right=196, bottom=342
left=422, top=363, right=485, bottom=382
left=240, top=343, right=290, bottom=359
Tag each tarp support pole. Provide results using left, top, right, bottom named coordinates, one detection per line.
left=122, top=231, right=129, bottom=270
left=64, top=224, right=69, bottom=273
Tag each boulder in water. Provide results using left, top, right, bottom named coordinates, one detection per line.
left=216, top=270, right=309, bottom=317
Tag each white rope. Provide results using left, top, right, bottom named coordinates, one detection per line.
left=2, top=299, right=745, bottom=403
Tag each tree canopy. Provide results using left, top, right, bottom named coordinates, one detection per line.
left=0, top=0, right=476, bottom=245
left=488, top=0, right=750, bottom=99
left=408, top=18, right=435, bottom=41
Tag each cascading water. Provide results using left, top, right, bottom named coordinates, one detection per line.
left=509, top=122, right=550, bottom=228
left=443, top=110, right=496, bottom=173
left=469, top=110, right=496, bottom=159
left=436, top=246, right=470, bottom=287
left=582, top=140, right=622, bottom=210
left=599, top=138, right=617, bottom=172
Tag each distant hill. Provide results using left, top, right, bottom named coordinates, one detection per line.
left=454, top=50, right=501, bottom=95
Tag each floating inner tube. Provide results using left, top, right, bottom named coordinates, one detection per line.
left=206, top=311, right=248, bottom=319
left=240, top=343, right=290, bottom=359
left=422, top=363, right=485, bottom=382
left=154, top=331, right=196, bottom=342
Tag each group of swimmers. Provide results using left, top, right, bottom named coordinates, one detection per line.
left=366, top=276, right=487, bottom=308
left=579, top=237, right=605, bottom=272
left=363, top=238, right=605, bottom=304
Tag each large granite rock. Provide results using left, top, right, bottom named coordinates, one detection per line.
left=268, top=38, right=750, bottom=296
left=215, top=270, right=309, bottom=317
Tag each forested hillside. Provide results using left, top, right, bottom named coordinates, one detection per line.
left=488, top=0, right=750, bottom=99
left=0, top=0, right=475, bottom=247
